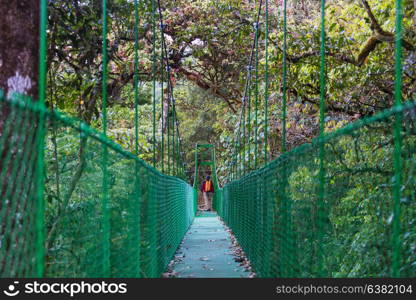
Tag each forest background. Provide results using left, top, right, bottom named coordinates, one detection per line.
left=45, top=0, right=415, bottom=184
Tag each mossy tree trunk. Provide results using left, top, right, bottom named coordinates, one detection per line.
left=0, top=0, right=41, bottom=277
left=0, top=0, right=40, bottom=100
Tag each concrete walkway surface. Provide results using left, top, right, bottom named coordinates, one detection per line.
left=172, top=211, right=249, bottom=278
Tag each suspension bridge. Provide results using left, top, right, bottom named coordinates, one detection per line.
left=0, top=0, right=415, bottom=278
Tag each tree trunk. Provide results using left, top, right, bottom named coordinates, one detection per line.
left=0, top=0, right=40, bottom=99
left=0, top=0, right=40, bottom=277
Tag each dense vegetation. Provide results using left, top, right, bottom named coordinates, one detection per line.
left=0, top=0, right=415, bottom=278
left=45, top=0, right=415, bottom=184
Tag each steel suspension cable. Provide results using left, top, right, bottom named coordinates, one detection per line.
left=281, top=0, right=287, bottom=153
left=151, top=0, right=157, bottom=167
left=157, top=0, right=182, bottom=176
left=242, top=80, right=246, bottom=175
left=169, top=93, right=177, bottom=176
left=264, top=0, right=269, bottom=164
left=233, top=104, right=245, bottom=179
left=101, top=0, right=110, bottom=277
left=133, top=0, right=142, bottom=275
left=160, top=48, right=165, bottom=172
left=173, top=104, right=185, bottom=177
left=172, top=102, right=184, bottom=177
left=392, top=0, right=403, bottom=277
left=247, top=70, right=252, bottom=172
left=157, top=0, right=168, bottom=172
left=35, top=0, right=48, bottom=277
left=167, top=93, right=171, bottom=174
left=232, top=0, right=263, bottom=180
left=172, top=100, right=186, bottom=177
left=172, top=99, right=176, bottom=175
left=317, top=0, right=327, bottom=277
left=157, top=0, right=187, bottom=178
left=254, top=20, right=260, bottom=169
left=279, top=0, right=292, bottom=277
left=134, top=0, right=140, bottom=156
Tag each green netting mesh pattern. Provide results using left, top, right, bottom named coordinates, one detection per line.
left=218, top=101, right=416, bottom=278
left=0, top=92, right=195, bottom=278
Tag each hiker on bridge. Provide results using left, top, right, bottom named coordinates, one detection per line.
left=200, top=175, right=215, bottom=211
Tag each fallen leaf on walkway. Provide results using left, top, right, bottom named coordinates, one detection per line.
left=162, top=271, right=178, bottom=278
left=220, top=218, right=256, bottom=277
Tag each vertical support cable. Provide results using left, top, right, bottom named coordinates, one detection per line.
left=247, top=77, right=252, bottom=172
left=172, top=102, right=179, bottom=175
left=392, top=0, right=403, bottom=278
left=263, top=0, right=275, bottom=277
left=179, top=139, right=184, bottom=178
left=278, top=0, right=290, bottom=277
left=254, top=21, right=259, bottom=169
left=263, top=0, right=269, bottom=164
left=176, top=121, right=180, bottom=175
left=281, top=0, right=288, bottom=153
left=237, top=115, right=242, bottom=178
left=232, top=125, right=238, bottom=180
left=101, top=0, right=110, bottom=277
left=318, top=2, right=326, bottom=136
left=242, top=95, right=246, bottom=175
left=176, top=108, right=180, bottom=176
left=227, top=157, right=232, bottom=183
left=157, top=0, right=176, bottom=175
left=174, top=107, right=185, bottom=178
left=153, top=0, right=192, bottom=257
left=151, top=0, right=157, bottom=167
left=157, top=0, right=165, bottom=172
left=134, top=0, right=140, bottom=156
left=35, top=0, right=48, bottom=277
left=193, top=144, right=198, bottom=211
left=233, top=115, right=239, bottom=180
left=149, top=2, right=158, bottom=269
left=317, top=0, right=327, bottom=277
left=133, top=0, right=141, bottom=278
left=233, top=0, right=263, bottom=180
left=193, top=144, right=198, bottom=188
left=234, top=107, right=245, bottom=180
left=279, top=0, right=297, bottom=277
left=160, top=56, right=164, bottom=172
left=211, top=146, right=219, bottom=210
left=174, top=106, right=177, bottom=176
left=167, top=97, right=171, bottom=174
left=172, top=100, right=176, bottom=175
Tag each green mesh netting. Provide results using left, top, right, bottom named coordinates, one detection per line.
left=218, top=101, right=416, bottom=278
left=0, top=92, right=195, bottom=278
left=1, top=0, right=415, bottom=280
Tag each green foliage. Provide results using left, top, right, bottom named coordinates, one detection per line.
left=219, top=102, right=416, bottom=277
left=39, top=0, right=416, bottom=278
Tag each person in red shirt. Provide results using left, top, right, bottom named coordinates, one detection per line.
left=200, top=175, right=215, bottom=211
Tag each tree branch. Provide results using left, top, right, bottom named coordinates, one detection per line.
left=178, top=66, right=237, bottom=112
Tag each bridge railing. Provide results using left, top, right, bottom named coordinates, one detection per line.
left=0, top=92, right=195, bottom=278
left=219, top=101, right=416, bottom=277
